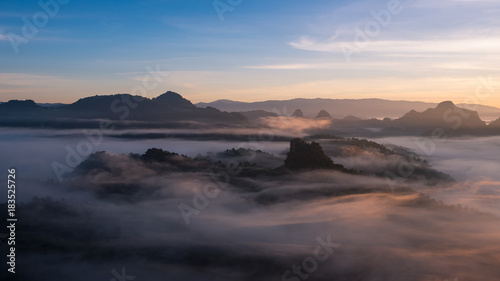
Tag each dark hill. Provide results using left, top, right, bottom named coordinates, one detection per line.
left=393, top=101, right=486, bottom=130
left=316, top=110, right=331, bottom=119
left=489, top=117, right=500, bottom=128
left=292, top=109, right=304, bottom=118
left=0, top=100, right=49, bottom=121
left=284, top=138, right=345, bottom=171
left=0, top=91, right=248, bottom=127
left=240, top=110, right=278, bottom=121
left=153, top=91, right=196, bottom=110
left=343, top=115, right=362, bottom=121
left=0, top=99, right=40, bottom=110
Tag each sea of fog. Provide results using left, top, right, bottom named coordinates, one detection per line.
left=372, top=135, right=500, bottom=216
left=2, top=128, right=500, bottom=281
left=1, top=128, right=499, bottom=215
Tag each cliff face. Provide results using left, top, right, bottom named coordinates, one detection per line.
left=284, top=138, right=344, bottom=171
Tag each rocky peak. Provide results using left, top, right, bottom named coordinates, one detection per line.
left=284, top=138, right=343, bottom=170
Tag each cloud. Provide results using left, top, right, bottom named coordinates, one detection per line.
left=243, top=63, right=328, bottom=70
left=11, top=155, right=500, bottom=281
left=259, top=116, right=332, bottom=135
left=4, top=129, right=500, bottom=280
left=242, top=61, right=404, bottom=70
left=289, top=37, right=500, bottom=55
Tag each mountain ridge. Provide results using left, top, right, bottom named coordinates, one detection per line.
left=197, top=98, right=500, bottom=121
left=0, top=91, right=248, bottom=126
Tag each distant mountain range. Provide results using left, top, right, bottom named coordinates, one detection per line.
left=1, top=92, right=499, bottom=136
left=0, top=91, right=247, bottom=128
left=197, top=98, right=500, bottom=121
left=303, top=101, right=499, bottom=136
left=386, top=101, right=493, bottom=135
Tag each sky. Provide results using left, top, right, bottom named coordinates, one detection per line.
left=1, top=0, right=500, bottom=106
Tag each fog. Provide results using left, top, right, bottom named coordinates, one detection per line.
left=0, top=128, right=290, bottom=197
left=1, top=128, right=500, bottom=281
left=371, top=136, right=500, bottom=216
left=372, top=136, right=500, bottom=182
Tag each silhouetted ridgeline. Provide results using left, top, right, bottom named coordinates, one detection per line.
left=3, top=93, right=500, bottom=136
left=198, top=98, right=500, bottom=120
left=61, top=138, right=453, bottom=200
left=489, top=117, right=500, bottom=128
left=315, top=109, right=332, bottom=119
left=0, top=91, right=247, bottom=128
left=284, top=138, right=346, bottom=171
left=326, top=101, right=500, bottom=136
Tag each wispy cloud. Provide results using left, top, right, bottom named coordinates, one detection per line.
left=0, top=29, right=9, bottom=40
left=243, top=64, right=324, bottom=70
left=242, top=61, right=405, bottom=70
left=289, top=37, right=500, bottom=55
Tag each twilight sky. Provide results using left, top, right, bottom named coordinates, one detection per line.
left=1, top=0, right=500, bottom=106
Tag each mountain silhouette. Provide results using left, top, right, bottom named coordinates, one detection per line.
left=0, top=99, right=47, bottom=121
left=292, top=109, right=304, bottom=118
left=284, top=138, right=345, bottom=171
left=316, top=110, right=331, bottom=119
left=489, top=117, right=500, bottom=128
left=153, top=91, right=196, bottom=110
left=343, top=115, right=362, bottom=121
left=0, top=99, right=39, bottom=110
left=197, top=98, right=500, bottom=121
left=392, top=101, right=486, bottom=130
left=240, top=110, right=278, bottom=121
left=0, top=91, right=247, bottom=127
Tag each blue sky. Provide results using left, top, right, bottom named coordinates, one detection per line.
left=1, top=0, right=500, bottom=106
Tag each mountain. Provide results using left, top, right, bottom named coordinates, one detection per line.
left=197, top=98, right=500, bottom=121
left=0, top=99, right=40, bottom=110
left=37, top=103, right=66, bottom=108
left=489, top=118, right=500, bottom=128
left=292, top=109, right=304, bottom=117
left=392, top=101, right=486, bottom=131
left=0, top=100, right=47, bottom=121
left=152, top=91, right=196, bottom=109
left=240, top=110, right=278, bottom=121
left=343, top=115, right=362, bottom=121
left=316, top=110, right=331, bottom=119
left=284, top=138, right=345, bottom=171
left=0, top=91, right=247, bottom=128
